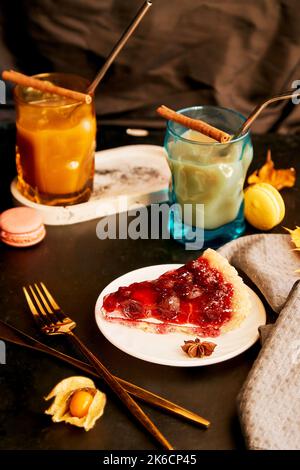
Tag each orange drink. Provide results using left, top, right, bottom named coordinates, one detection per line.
left=14, top=73, right=96, bottom=205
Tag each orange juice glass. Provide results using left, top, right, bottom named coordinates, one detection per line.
left=14, top=73, right=96, bottom=206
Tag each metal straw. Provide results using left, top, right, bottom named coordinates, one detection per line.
left=234, top=89, right=300, bottom=138
left=87, top=1, right=152, bottom=95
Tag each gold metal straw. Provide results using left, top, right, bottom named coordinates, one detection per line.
left=87, top=1, right=152, bottom=95
left=235, top=89, right=300, bottom=138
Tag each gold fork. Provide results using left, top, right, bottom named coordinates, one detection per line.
left=23, top=282, right=173, bottom=450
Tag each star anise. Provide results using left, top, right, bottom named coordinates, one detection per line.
left=181, top=338, right=217, bottom=358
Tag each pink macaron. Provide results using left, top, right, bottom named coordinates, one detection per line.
left=0, top=207, right=46, bottom=247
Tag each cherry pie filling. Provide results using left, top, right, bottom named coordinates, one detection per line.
left=103, top=258, right=234, bottom=335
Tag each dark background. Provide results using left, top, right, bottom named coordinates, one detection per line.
left=1, top=0, right=300, bottom=132
left=0, top=0, right=300, bottom=451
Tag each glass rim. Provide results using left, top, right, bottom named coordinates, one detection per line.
left=13, top=72, right=91, bottom=108
left=166, top=105, right=250, bottom=146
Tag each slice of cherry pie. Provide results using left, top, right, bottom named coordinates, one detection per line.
left=101, top=249, right=251, bottom=337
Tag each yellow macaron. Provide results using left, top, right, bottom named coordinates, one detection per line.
left=244, top=182, right=285, bottom=231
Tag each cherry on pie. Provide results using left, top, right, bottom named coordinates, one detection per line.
left=101, top=249, right=251, bottom=337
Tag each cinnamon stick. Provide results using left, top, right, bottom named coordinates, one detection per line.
left=157, top=105, right=231, bottom=143
left=2, top=70, right=92, bottom=104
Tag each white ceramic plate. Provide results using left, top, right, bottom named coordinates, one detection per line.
left=95, top=264, right=266, bottom=367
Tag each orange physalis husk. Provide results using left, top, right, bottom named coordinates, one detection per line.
left=284, top=227, right=300, bottom=273
left=247, top=149, right=296, bottom=190
left=284, top=226, right=300, bottom=248
left=284, top=226, right=300, bottom=249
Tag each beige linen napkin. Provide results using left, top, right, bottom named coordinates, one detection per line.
left=218, top=234, right=300, bottom=450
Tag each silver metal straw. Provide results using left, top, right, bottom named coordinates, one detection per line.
left=87, top=1, right=152, bottom=95
left=235, top=89, right=300, bottom=138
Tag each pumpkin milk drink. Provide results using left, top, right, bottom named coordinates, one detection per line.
left=14, top=73, right=96, bottom=206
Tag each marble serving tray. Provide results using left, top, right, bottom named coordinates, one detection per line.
left=11, top=145, right=170, bottom=226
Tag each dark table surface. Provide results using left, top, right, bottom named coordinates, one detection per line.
left=0, top=124, right=299, bottom=450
